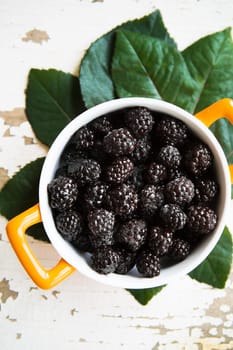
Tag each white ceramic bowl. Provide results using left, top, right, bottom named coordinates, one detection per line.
left=39, top=97, right=231, bottom=289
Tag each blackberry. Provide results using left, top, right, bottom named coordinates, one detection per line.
left=73, top=126, right=94, bottom=150
left=91, top=246, right=120, bottom=274
left=140, top=185, right=165, bottom=218
left=124, top=107, right=154, bottom=138
left=115, top=248, right=136, bottom=274
left=158, top=145, right=181, bottom=168
left=106, top=157, right=134, bottom=184
left=194, top=179, right=218, bottom=204
left=148, top=226, right=173, bottom=256
left=136, top=250, right=160, bottom=277
left=170, top=238, right=190, bottom=261
left=90, top=116, right=113, bottom=135
left=146, top=162, right=167, bottom=185
left=106, top=184, right=138, bottom=217
left=115, top=219, right=147, bottom=252
left=103, top=128, right=136, bottom=156
left=87, top=208, right=115, bottom=237
left=155, top=116, right=188, bottom=146
left=160, top=204, right=187, bottom=230
left=84, top=181, right=109, bottom=210
left=68, top=158, right=101, bottom=186
left=131, top=137, right=151, bottom=163
left=187, top=205, right=217, bottom=235
left=184, top=143, right=213, bottom=175
left=55, top=210, right=83, bottom=242
left=48, top=175, right=78, bottom=211
left=165, top=176, right=195, bottom=206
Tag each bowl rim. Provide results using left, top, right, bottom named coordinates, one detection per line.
left=39, top=97, right=231, bottom=289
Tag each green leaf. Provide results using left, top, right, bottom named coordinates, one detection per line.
left=0, top=158, right=49, bottom=241
left=79, top=10, right=176, bottom=108
left=210, top=118, right=233, bottom=164
left=112, top=30, right=197, bottom=112
left=127, top=285, right=165, bottom=305
left=189, top=227, right=233, bottom=288
left=26, top=68, right=85, bottom=146
left=0, top=158, right=44, bottom=219
left=182, top=28, right=233, bottom=114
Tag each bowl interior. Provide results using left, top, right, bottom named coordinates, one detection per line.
left=39, top=98, right=231, bottom=289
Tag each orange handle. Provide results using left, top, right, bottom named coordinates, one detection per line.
left=6, top=204, right=75, bottom=289
left=195, top=98, right=233, bottom=184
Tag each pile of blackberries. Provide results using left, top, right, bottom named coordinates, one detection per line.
left=47, top=106, right=219, bottom=277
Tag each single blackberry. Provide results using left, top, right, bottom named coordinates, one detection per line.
left=194, top=179, right=218, bottom=204
left=170, top=238, right=190, bottom=261
left=106, top=157, right=134, bottom=184
left=48, top=175, right=78, bottom=211
left=160, top=204, right=187, bottom=231
left=146, top=162, right=167, bottom=185
left=87, top=208, right=115, bottom=237
left=73, top=126, right=95, bottom=150
left=157, top=145, right=181, bottom=168
left=55, top=210, right=83, bottom=242
left=115, top=219, right=147, bottom=252
left=91, top=246, right=120, bottom=274
left=115, top=248, right=136, bottom=274
left=90, top=116, right=113, bottom=135
left=124, top=107, right=154, bottom=138
left=84, top=181, right=109, bottom=210
left=68, top=158, right=101, bottom=186
left=165, top=176, right=195, bottom=206
left=140, top=185, right=165, bottom=218
left=136, top=250, right=160, bottom=277
left=131, top=137, right=151, bottom=163
left=187, top=205, right=217, bottom=235
left=103, top=128, right=136, bottom=156
left=155, top=116, right=189, bottom=146
left=184, top=143, right=213, bottom=175
left=106, top=184, right=138, bottom=217
left=148, top=226, right=173, bottom=256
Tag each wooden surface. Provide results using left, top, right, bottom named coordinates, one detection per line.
left=0, top=1, right=233, bottom=349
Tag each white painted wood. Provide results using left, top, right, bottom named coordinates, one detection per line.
left=0, top=1, right=233, bottom=349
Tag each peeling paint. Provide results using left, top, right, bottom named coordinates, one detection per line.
left=6, top=315, right=17, bottom=322
left=52, top=290, right=60, bottom=298
left=79, top=338, right=87, bottom=342
left=0, top=278, right=18, bottom=303
left=70, top=308, right=79, bottom=316
left=0, top=168, right=9, bottom=190
left=24, top=136, right=34, bottom=145
left=22, top=29, right=50, bottom=44
left=0, top=108, right=26, bottom=126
